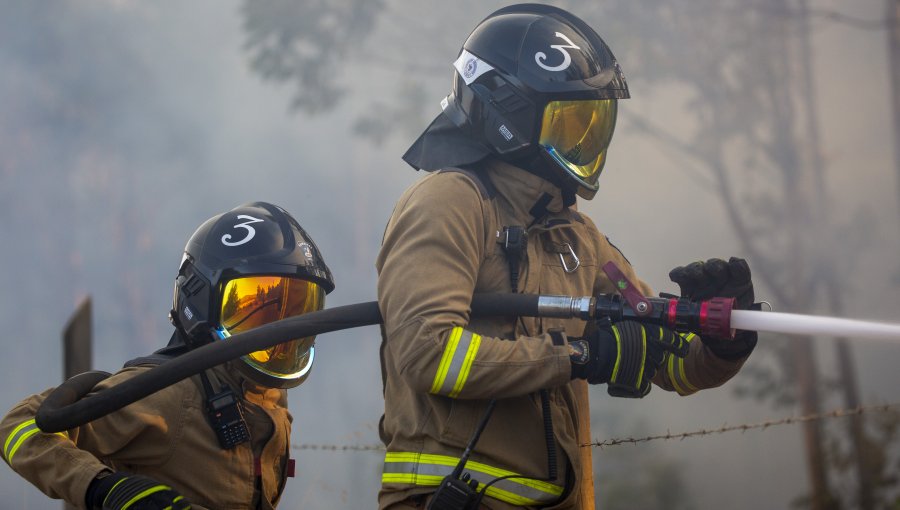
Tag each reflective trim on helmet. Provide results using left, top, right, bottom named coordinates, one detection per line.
left=430, top=327, right=481, bottom=398
left=382, top=451, right=564, bottom=506
left=3, top=419, right=67, bottom=463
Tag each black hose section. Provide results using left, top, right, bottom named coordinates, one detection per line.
left=35, top=302, right=383, bottom=433
left=470, top=293, right=539, bottom=317
left=38, top=371, right=113, bottom=427
left=35, top=294, right=541, bottom=433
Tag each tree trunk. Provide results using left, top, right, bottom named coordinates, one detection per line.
left=795, top=0, right=872, bottom=505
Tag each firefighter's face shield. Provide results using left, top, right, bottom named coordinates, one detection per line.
left=215, top=275, right=325, bottom=389
left=538, top=99, right=617, bottom=200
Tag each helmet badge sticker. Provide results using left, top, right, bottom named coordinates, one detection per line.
left=499, top=125, right=514, bottom=141
left=221, top=215, right=264, bottom=247
left=298, top=242, right=313, bottom=260
left=453, top=49, right=495, bottom=86
left=464, top=58, right=478, bottom=80
left=535, top=32, right=581, bottom=72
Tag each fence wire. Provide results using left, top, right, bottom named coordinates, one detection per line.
left=291, top=402, right=900, bottom=453
left=586, top=402, right=900, bottom=448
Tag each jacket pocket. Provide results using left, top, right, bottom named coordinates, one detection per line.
left=439, top=398, right=488, bottom=449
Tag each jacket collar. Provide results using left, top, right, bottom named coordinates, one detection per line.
left=215, top=361, right=286, bottom=409
left=482, top=159, right=569, bottom=222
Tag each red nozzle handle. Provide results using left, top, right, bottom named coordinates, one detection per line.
left=701, top=297, right=736, bottom=340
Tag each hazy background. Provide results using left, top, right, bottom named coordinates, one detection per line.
left=1, top=1, right=898, bottom=508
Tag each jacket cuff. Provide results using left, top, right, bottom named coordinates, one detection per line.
left=74, top=463, right=113, bottom=509
left=704, top=331, right=758, bottom=361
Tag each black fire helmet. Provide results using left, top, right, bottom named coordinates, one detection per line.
left=170, top=201, right=334, bottom=389
left=403, top=3, right=629, bottom=200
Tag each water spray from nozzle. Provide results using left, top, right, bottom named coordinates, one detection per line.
left=730, top=309, right=900, bottom=344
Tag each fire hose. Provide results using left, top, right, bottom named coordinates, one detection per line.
left=35, top=262, right=900, bottom=433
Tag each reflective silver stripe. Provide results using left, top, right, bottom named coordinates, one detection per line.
left=430, top=328, right=481, bottom=398
left=4, top=420, right=37, bottom=462
left=382, top=452, right=563, bottom=506
left=3, top=419, right=69, bottom=463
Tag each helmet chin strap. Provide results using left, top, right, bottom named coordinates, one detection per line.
left=504, top=150, right=579, bottom=208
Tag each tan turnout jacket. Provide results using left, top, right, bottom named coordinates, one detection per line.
left=1, top=361, right=292, bottom=509
left=376, top=159, right=748, bottom=509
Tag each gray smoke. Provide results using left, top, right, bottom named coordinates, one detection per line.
left=1, top=1, right=897, bottom=508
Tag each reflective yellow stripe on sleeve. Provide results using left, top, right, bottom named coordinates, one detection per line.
left=3, top=418, right=67, bottom=463
left=667, top=333, right=699, bottom=396
left=382, top=451, right=564, bottom=506
left=430, top=327, right=481, bottom=398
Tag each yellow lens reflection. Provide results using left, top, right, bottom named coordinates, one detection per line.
left=219, top=276, right=324, bottom=378
left=220, top=277, right=322, bottom=333
left=538, top=99, right=616, bottom=181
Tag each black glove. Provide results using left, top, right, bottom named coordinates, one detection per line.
left=570, top=321, right=690, bottom=398
left=669, top=257, right=757, bottom=360
left=86, top=471, right=192, bottom=510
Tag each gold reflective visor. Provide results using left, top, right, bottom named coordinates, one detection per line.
left=218, top=276, right=324, bottom=380
left=538, top=99, right=617, bottom=187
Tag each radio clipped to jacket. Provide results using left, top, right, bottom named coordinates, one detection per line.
left=206, top=385, right=250, bottom=449
left=198, top=369, right=250, bottom=450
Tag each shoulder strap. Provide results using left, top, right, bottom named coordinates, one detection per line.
left=123, top=345, right=188, bottom=367
left=437, top=166, right=497, bottom=200
left=123, top=332, right=190, bottom=367
left=123, top=352, right=177, bottom=367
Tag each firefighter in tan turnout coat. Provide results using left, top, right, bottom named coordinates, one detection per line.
left=377, top=5, right=758, bottom=509
left=1, top=202, right=334, bottom=510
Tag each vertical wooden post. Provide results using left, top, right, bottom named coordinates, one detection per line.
left=64, top=297, right=92, bottom=380
left=792, top=337, right=834, bottom=510
left=573, top=379, right=595, bottom=509
left=62, top=296, right=92, bottom=510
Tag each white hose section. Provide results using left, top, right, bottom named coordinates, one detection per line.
left=731, top=309, right=900, bottom=344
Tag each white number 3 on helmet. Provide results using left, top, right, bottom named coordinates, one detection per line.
left=221, top=215, right=264, bottom=247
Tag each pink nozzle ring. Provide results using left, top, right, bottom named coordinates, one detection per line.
left=700, top=297, right=736, bottom=340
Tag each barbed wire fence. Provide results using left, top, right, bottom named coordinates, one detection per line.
left=291, top=401, right=900, bottom=453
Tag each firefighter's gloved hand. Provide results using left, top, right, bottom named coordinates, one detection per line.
left=669, top=256, right=758, bottom=360
left=86, top=471, right=192, bottom=510
left=569, top=321, right=689, bottom=398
